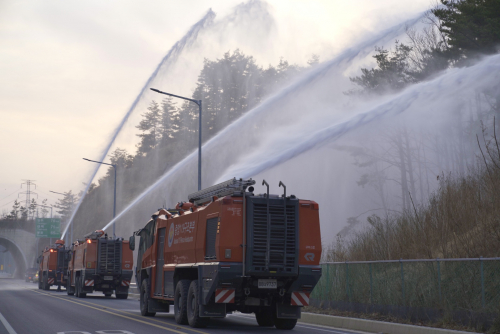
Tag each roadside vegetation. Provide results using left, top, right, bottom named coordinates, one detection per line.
left=319, top=0, right=500, bottom=332
left=325, top=120, right=500, bottom=262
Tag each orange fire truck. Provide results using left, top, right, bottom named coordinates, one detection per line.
left=130, top=178, right=322, bottom=329
left=38, top=240, right=70, bottom=290
left=67, top=230, right=133, bottom=299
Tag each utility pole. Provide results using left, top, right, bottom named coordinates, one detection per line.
left=19, top=180, right=37, bottom=219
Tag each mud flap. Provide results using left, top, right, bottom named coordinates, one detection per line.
left=276, top=303, right=301, bottom=319
left=199, top=302, right=226, bottom=318
left=148, top=299, right=170, bottom=313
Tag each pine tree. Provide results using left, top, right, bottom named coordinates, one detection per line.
left=53, top=191, right=78, bottom=223
left=19, top=205, right=28, bottom=221
left=432, top=0, right=500, bottom=62
left=6, top=200, right=20, bottom=220
left=159, top=96, right=180, bottom=147
left=348, top=42, right=415, bottom=95
left=307, top=54, right=320, bottom=67
left=40, top=199, right=49, bottom=218
left=136, top=100, right=162, bottom=155
left=29, top=198, right=37, bottom=220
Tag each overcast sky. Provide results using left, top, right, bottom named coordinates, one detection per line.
left=0, top=0, right=432, bottom=214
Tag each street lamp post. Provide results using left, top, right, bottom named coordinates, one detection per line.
left=150, top=88, right=202, bottom=191
left=83, top=158, right=117, bottom=238
left=50, top=190, right=69, bottom=245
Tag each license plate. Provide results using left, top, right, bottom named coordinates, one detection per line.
left=258, top=279, right=277, bottom=289
left=104, top=276, right=113, bottom=281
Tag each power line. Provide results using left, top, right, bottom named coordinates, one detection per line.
left=0, top=189, right=20, bottom=202
left=0, top=198, right=18, bottom=209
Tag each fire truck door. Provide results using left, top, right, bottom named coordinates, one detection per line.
left=155, top=228, right=166, bottom=296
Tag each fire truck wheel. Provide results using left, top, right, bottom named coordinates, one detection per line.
left=75, top=278, right=80, bottom=297
left=104, top=292, right=112, bottom=297
left=140, top=279, right=156, bottom=317
left=38, top=278, right=42, bottom=289
left=273, top=317, right=297, bottom=330
left=43, top=275, right=50, bottom=291
left=255, top=309, right=275, bottom=327
left=66, top=279, right=74, bottom=296
left=187, top=280, right=209, bottom=328
left=174, top=279, right=190, bottom=324
left=116, top=292, right=128, bottom=299
left=76, top=278, right=86, bottom=298
left=79, top=281, right=87, bottom=298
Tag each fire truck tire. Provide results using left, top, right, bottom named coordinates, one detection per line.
left=187, top=280, right=209, bottom=328
left=116, top=292, right=128, bottom=299
left=174, top=279, right=190, bottom=325
left=255, top=309, right=275, bottom=327
left=104, top=292, right=112, bottom=297
left=274, top=317, right=297, bottom=330
left=74, top=278, right=79, bottom=297
left=75, top=279, right=80, bottom=297
left=66, top=279, right=74, bottom=296
left=140, top=279, right=156, bottom=317
left=76, top=278, right=86, bottom=298
left=43, top=275, right=50, bottom=290
left=38, top=278, right=42, bottom=289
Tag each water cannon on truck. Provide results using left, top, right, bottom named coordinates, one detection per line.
left=129, top=178, right=322, bottom=329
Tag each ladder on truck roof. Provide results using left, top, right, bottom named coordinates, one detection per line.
left=188, top=178, right=255, bottom=206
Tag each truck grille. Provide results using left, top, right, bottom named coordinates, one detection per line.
left=97, top=239, right=122, bottom=274
left=246, top=197, right=298, bottom=275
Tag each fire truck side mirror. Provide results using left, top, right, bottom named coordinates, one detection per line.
left=129, top=235, right=135, bottom=251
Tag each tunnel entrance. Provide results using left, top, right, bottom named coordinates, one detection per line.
left=0, top=238, right=28, bottom=279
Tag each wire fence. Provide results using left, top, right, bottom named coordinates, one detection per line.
left=311, top=258, right=500, bottom=325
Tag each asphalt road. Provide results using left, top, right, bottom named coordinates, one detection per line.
left=0, top=279, right=368, bottom=334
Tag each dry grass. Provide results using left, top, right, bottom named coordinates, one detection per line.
left=325, top=137, right=500, bottom=261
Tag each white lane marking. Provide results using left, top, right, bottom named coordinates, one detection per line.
left=0, top=311, right=17, bottom=334
left=96, top=331, right=136, bottom=334
left=56, top=332, right=91, bottom=334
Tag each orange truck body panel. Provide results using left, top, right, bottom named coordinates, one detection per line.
left=147, top=199, right=323, bottom=267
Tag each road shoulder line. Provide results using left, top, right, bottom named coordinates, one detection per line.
left=299, top=312, right=480, bottom=334
left=0, top=311, right=17, bottom=334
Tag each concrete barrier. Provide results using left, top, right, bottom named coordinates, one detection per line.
left=299, top=312, right=479, bottom=334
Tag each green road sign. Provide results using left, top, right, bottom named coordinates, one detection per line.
left=35, top=218, right=61, bottom=238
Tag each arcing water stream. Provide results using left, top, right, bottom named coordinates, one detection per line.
left=70, top=1, right=499, bottom=243
left=61, top=10, right=216, bottom=240
left=99, top=12, right=424, bottom=235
